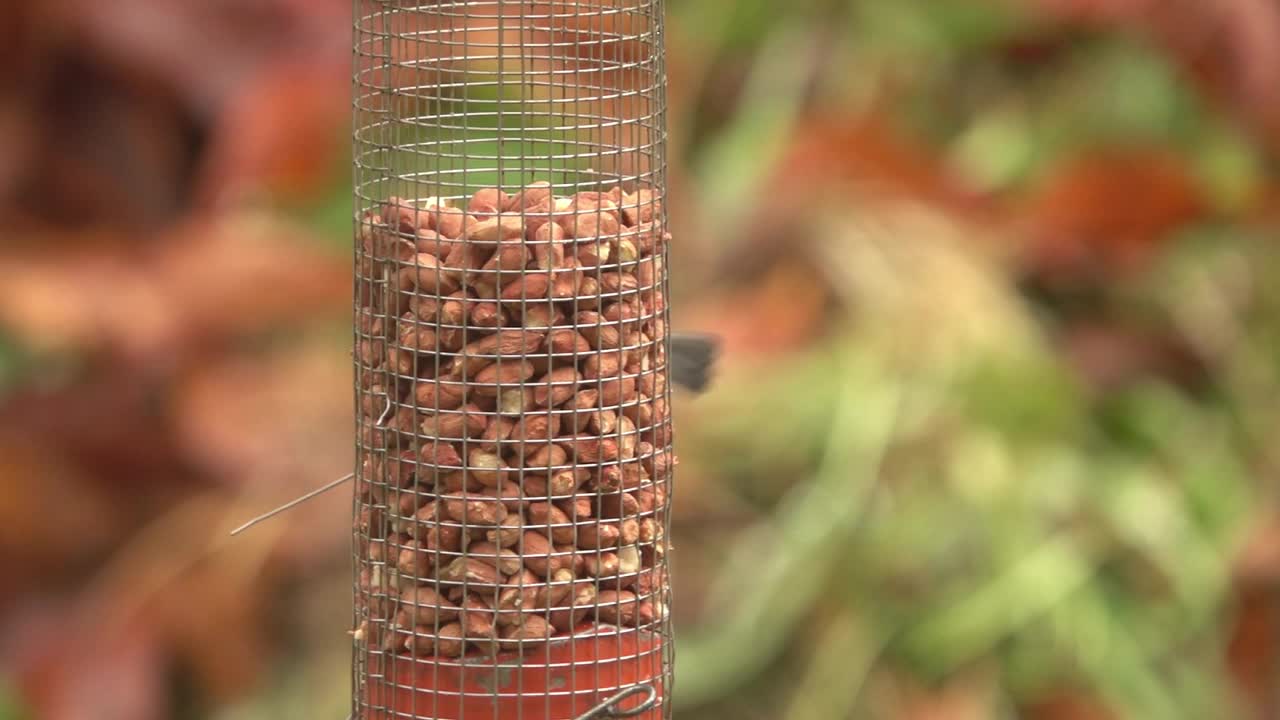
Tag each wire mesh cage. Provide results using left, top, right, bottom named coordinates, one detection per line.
left=351, top=2, right=674, bottom=718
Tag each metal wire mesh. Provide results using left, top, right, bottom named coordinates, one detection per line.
left=352, top=2, right=671, bottom=718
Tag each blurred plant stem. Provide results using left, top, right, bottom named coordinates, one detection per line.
left=688, top=24, right=813, bottom=249
left=780, top=609, right=882, bottom=720
left=902, top=533, right=1100, bottom=670
left=675, top=348, right=902, bottom=710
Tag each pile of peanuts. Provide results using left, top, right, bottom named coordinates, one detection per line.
left=352, top=182, right=672, bottom=658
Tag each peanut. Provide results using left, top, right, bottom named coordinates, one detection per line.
left=600, top=272, right=639, bottom=297
left=618, top=518, right=641, bottom=545
left=506, top=181, right=552, bottom=211
left=595, top=590, right=654, bottom=627
left=418, top=440, right=464, bottom=468
left=548, top=468, right=589, bottom=495
left=500, top=272, right=552, bottom=302
left=486, top=515, right=524, bottom=548
left=565, top=435, right=620, bottom=464
left=632, top=487, right=665, bottom=515
left=568, top=389, right=600, bottom=432
left=533, top=367, right=581, bottom=408
left=588, top=409, right=618, bottom=436
left=577, top=239, right=613, bottom=267
left=577, top=311, right=622, bottom=349
left=436, top=470, right=474, bottom=494
left=415, top=228, right=455, bottom=257
left=466, top=541, right=523, bottom=576
left=582, top=552, right=621, bottom=577
left=439, top=557, right=503, bottom=590
left=467, top=213, right=526, bottom=244
left=442, top=496, right=507, bottom=526
left=449, top=330, right=547, bottom=378
left=498, top=386, right=536, bottom=415
left=469, top=188, right=509, bottom=216
left=549, top=580, right=597, bottom=633
left=522, top=303, right=562, bottom=330
left=556, top=495, right=594, bottom=522
left=521, top=475, right=551, bottom=499
left=636, top=254, right=661, bottom=290
left=547, top=328, right=591, bottom=356
left=596, top=376, right=637, bottom=406
left=518, top=443, right=569, bottom=471
left=575, top=522, right=620, bottom=549
left=419, top=403, right=486, bottom=440
left=395, top=538, right=434, bottom=580
left=382, top=197, right=423, bottom=234
left=398, top=252, right=459, bottom=296
left=508, top=412, right=561, bottom=449
left=537, top=568, right=578, bottom=610
left=638, top=518, right=662, bottom=544
left=402, top=502, right=463, bottom=552
left=473, top=241, right=528, bottom=281
left=518, top=530, right=561, bottom=577
left=432, top=622, right=467, bottom=657
left=622, top=189, right=659, bottom=227
left=616, top=545, right=642, bottom=575
left=498, top=615, right=551, bottom=651
left=469, top=298, right=505, bottom=328
left=459, top=598, right=499, bottom=655
left=560, top=208, right=620, bottom=240
left=632, top=567, right=666, bottom=597
left=526, top=502, right=575, bottom=544
left=470, top=360, right=536, bottom=396
left=412, top=379, right=465, bottom=411
left=466, top=448, right=506, bottom=486
left=551, top=264, right=582, bottom=300
left=615, top=236, right=639, bottom=264
left=430, top=205, right=469, bottom=239
left=496, top=569, right=542, bottom=626
left=531, top=219, right=567, bottom=269
left=597, top=492, right=640, bottom=519
left=617, top=415, right=638, bottom=459
left=398, top=587, right=460, bottom=625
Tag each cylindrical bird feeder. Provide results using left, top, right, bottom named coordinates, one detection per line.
left=351, top=2, right=672, bottom=718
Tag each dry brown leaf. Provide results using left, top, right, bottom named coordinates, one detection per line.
left=0, top=214, right=348, bottom=360
left=171, top=337, right=353, bottom=495
left=4, top=605, right=166, bottom=720
left=151, top=214, right=349, bottom=346
left=684, top=258, right=830, bottom=359
left=1019, top=147, right=1206, bottom=280
left=196, top=57, right=349, bottom=206
left=773, top=114, right=995, bottom=219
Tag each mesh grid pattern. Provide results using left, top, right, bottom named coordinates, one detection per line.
left=352, top=2, right=671, bottom=718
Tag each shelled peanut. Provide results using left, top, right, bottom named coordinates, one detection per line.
left=353, top=182, right=673, bottom=658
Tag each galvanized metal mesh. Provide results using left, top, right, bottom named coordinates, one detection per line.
left=351, top=2, right=672, bottom=718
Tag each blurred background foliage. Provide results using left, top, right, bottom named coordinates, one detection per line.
left=3, top=0, right=1280, bottom=718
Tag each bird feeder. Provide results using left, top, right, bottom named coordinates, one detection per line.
left=351, top=1, right=673, bottom=718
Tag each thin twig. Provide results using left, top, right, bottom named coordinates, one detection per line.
left=229, top=473, right=354, bottom=536
left=228, top=397, right=389, bottom=537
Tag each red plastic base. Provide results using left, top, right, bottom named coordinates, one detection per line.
left=361, top=625, right=664, bottom=720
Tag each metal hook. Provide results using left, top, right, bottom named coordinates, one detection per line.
left=573, top=683, right=658, bottom=720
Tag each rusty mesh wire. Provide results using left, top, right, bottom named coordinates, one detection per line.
left=351, top=2, right=672, bottom=718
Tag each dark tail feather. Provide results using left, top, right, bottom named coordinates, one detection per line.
left=669, top=333, right=720, bottom=393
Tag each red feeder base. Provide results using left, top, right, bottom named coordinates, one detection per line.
left=361, top=625, right=664, bottom=720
